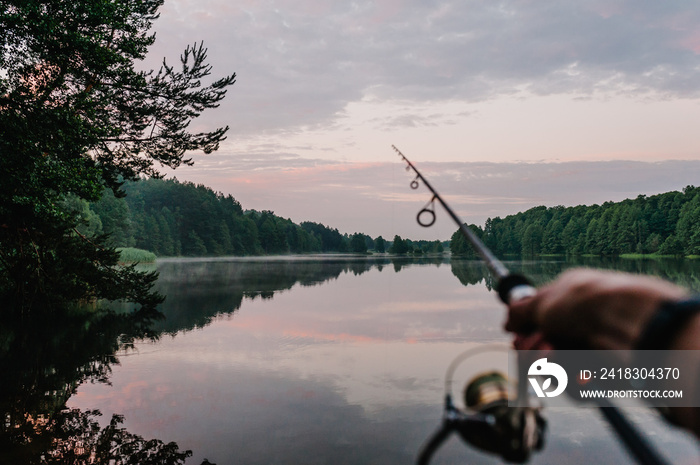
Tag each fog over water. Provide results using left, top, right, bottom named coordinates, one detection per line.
left=66, top=256, right=699, bottom=464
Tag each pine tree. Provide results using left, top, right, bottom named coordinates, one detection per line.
left=350, top=233, right=367, bottom=253
left=0, top=0, right=235, bottom=311
left=374, top=236, right=386, bottom=253
left=389, top=235, right=409, bottom=254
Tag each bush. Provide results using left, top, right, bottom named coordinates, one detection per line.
left=117, top=248, right=156, bottom=264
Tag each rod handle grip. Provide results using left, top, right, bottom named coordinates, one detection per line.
left=497, top=274, right=536, bottom=304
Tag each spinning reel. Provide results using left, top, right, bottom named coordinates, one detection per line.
left=417, top=346, right=547, bottom=465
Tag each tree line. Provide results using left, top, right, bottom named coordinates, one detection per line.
left=81, top=178, right=444, bottom=257
left=451, top=186, right=700, bottom=258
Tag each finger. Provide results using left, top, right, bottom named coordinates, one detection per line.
left=513, top=332, right=553, bottom=351
left=504, top=294, right=538, bottom=333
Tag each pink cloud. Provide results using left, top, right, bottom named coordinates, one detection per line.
left=281, top=328, right=377, bottom=343
left=219, top=313, right=379, bottom=343
left=679, top=30, right=700, bottom=54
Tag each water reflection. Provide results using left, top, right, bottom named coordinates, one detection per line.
left=4, top=256, right=699, bottom=464
left=72, top=256, right=699, bottom=464
left=449, top=255, right=700, bottom=292
left=0, top=306, right=202, bottom=464
left=506, top=255, right=700, bottom=290
left=152, top=255, right=451, bottom=335
left=0, top=255, right=453, bottom=464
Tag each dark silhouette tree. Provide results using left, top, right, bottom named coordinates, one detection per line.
left=0, top=0, right=236, bottom=311
left=388, top=235, right=410, bottom=254
left=374, top=236, right=386, bottom=253
left=350, top=233, right=367, bottom=253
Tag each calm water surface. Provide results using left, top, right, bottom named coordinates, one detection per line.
left=53, top=257, right=700, bottom=463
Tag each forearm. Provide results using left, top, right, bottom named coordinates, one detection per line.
left=665, top=312, right=700, bottom=437
left=506, top=270, right=700, bottom=438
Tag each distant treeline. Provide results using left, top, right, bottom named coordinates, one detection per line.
left=77, top=178, right=445, bottom=257
left=451, top=186, right=700, bottom=257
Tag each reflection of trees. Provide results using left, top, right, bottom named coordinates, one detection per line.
left=6, top=256, right=698, bottom=464
left=390, top=255, right=449, bottom=273
left=526, top=256, right=700, bottom=291
left=1, top=256, right=460, bottom=462
left=153, top=256, right=452, bottom=335
left=449, top=255, right=700, bottom=293
left=0, top=307, right=203, bottom=464
left=8, top=409, right=193, bottom=465
left=449, top=259, right=489, bottom=287
left=152, top=259, right=357, bottom=334
left=607, top=257, right=700, bottom=292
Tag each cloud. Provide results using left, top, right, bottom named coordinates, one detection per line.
left=148, top=1, right=700, bottom=135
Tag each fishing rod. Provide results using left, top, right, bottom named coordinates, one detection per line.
left=393, top=145, right=535, bottom=305
left=393, top=145, right=670, bottom=465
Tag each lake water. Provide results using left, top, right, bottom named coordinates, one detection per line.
left=8, top=256, right=700, bottom=464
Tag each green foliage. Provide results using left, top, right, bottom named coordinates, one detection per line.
left=0, top=0, right=235, bottom=312
left=522, top=224, right=543, bottom=256
left=91, top=189, right=133, bottom=247
left=374, top=236, right=386, bottom=253
left=300, top=221, right=345, bottom=252
left=450, top=224, right=484, bottom=258
left=658, top=235, right=684, bottom=256
left=117, top=247, right=156, bottom=264
left=350, top=233, right=368, bottom=253
left=427, top=240, right=445, bottom=254
left=88, top=178, right=380, bottom=257
left=388, top=235, right=410, bottom=254
left=450, top=186, right=700, bottom=258
left=88, top=178, right=447, bottom=259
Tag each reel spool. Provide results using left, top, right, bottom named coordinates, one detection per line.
left=417, top=349, right=546, bottom=464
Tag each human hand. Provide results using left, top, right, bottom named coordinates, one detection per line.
left=504, top=268, right=688, bottom=350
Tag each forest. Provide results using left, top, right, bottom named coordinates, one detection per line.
left=78, top=178, right=444, bottom=257
left=81, top=179, right=700, bottom=260
left=451, top=185, right=700, bottom=258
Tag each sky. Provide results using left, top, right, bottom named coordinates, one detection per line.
left=146, top=0, right=700, bottom=240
